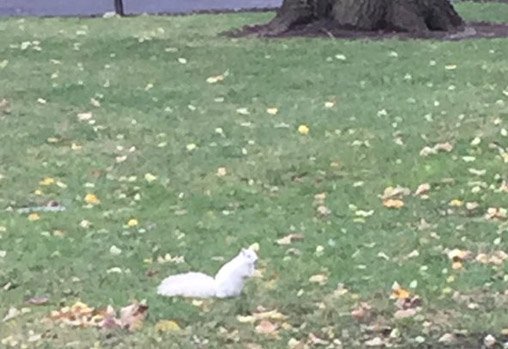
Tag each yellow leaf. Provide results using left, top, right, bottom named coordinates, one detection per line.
left=39, top=177, right=55, bottom=186
left=449, top=199, right=463, bottom=207
left=84, top=193, right=100, bottom=205
left=28, top=213, right=40, bottom=221
left=298, top=124, right=309, bottom=135
left=383, top=199, right=404, bottom=209
left=155, top=320, right=181, bottom=332
left=391, top=282, right=410, bottom=299
left=127, top=219, right=139, bottom=227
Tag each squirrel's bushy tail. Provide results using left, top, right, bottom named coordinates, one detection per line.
left=157, top=272, right=217, bottom=298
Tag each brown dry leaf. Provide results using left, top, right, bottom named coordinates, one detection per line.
left=419, top=142, right=453, bottom=156
left=255, top=319, right=278, bottom=335
left=394, top=308, right=417, bottom=319
left=446, top=248, right=472, bottom=262
left=351, top=302, right=372, bottom=321
left=308, top=333, right=329, bottom=345
left=383, top=199, right=404, bottom=209
left=119, top=301, right=149, bottom=331
left=276, top=233, right=304, bottom=245
left=476, top=251, right=508, bottom=265
left=485, top=207, right=507, bottom=220
left=48, top=300, right=148, bottom=332
left=434, top=142, right=453, bottom=152
left=414, top=183, right=431, bottom=196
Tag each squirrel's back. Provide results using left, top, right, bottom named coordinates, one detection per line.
left=157, top=272, right=217, bottom=298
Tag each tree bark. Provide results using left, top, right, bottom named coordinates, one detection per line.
left=262, top=0, right=464, bottom=35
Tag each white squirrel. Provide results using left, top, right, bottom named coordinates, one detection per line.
left=157, top=248, right=258, bottom=298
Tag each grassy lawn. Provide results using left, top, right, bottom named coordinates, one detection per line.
left=1, top=2, right=508, bottom=348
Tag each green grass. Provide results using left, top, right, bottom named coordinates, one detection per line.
left=1, top=2, right=508, bottom=348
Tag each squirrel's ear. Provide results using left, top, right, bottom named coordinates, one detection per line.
left=241, top=248, right=247, bottom=255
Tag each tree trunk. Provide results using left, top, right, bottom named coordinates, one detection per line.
left=262, top=0, right=464, bottom=35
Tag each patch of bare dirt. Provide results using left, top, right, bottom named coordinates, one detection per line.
left=228, top=21, right=508, bottom=41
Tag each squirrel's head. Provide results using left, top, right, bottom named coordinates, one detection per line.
left=240, top=248, right=258, bottom=265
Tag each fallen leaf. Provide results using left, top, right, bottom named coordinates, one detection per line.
left=84, top=193, right=100, bottom=205
left=485, top=207, right=507, bottom=220
left=77, top=112, right=93, bottom=121
left=216, top=167, right=227, bottom=177
left=236, top=108, right=249, bottom=115
left=206, top=74, right=224, bottom=84
left=351, top=302, right=371, bottom=321
left=110, top=245, right=122, bottom=255
left=381, top=186, right=411, bottom=199
left=365, top=337, right=385, bottom=347
left=438, top=333, right=457, bottom=345
left=119, top=301, right=148, bottom=331
left=391, top=282, right=410, bottom=300
left=446, top=248, right=472, bottom=262
left=309, top=274, right=328, bottom=285
left=249, top=242, right=260, bottom=252
left=298, top=124, right=310, bottom=135
left=465, top=202, right=479, bottom=210
left=383, top=199, right=404, bottom=209
left=127, top=219, right=139, bottom=227
left=414, top=183, right=430, bottom=196
left=27, top=296, right=49, bottom=306
left=155, top=320, right=181, bottom=332
left=276, top=233, right=304, bottom=245
left=39, top=177, right=55, bottom=186
left=316, top=205, right=331, bottom=216
left=394, top=308, right=417, bottom=319
left=419, top=142, right=453, bottom=156
left=3, top=307, right=20, bottom=322
left=266, top=107, right=278, bottom=115
left=28, top=213, right=40, bottom=221
left=483, top=334, right=496, bottom=348
left=144, top=173, right=157, bottom=183
left=237, top=315, right=256, bottom=323
left=255, top=320, right=278, bottom=335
